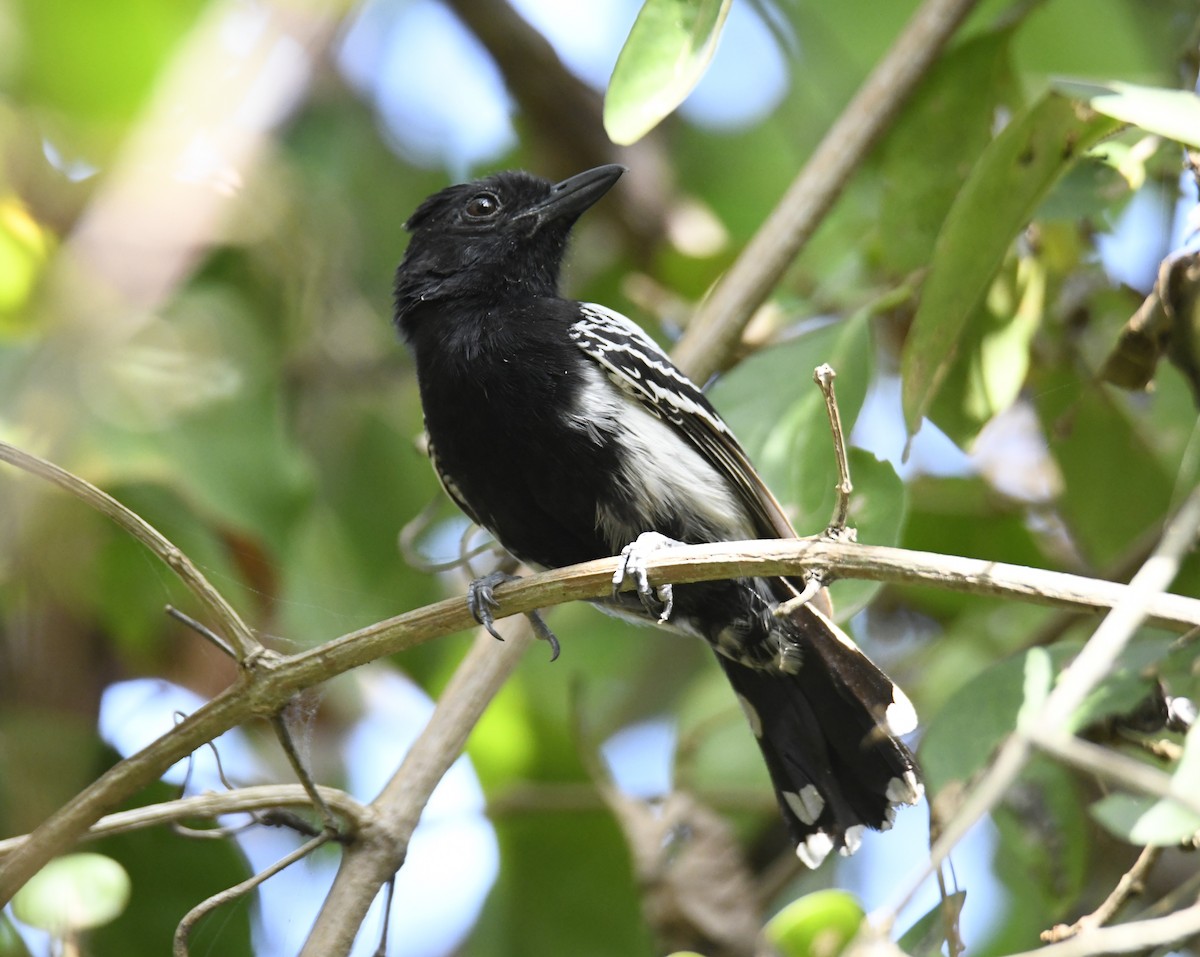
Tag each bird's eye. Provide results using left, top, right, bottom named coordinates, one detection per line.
left=464, top=193, right=499, bottom=219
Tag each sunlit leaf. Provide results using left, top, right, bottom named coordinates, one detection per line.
left=766, top=889, right=864, bottom=957
left=604, top=0, right=732, bottom=145
left=1055, top=79, right=1200, bottom=148
left=1092, top=725, right=1200, bottom=845
left=12, top=854, right=130, bottom=933
left=925, top=252, right=1045, bottom=448
left=0, top=197, right=50, bottom=331
left=901, top=93, right=1120, bottom=434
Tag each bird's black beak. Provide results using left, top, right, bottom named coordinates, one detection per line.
left=524, top=164, right=625, bottom=227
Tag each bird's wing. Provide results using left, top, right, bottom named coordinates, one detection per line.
left=570, top=303, right=798, bottom=541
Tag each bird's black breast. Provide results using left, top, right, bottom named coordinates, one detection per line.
left=405, top=299, right=620, bottom=569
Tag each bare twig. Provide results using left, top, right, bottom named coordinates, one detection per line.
left=270, top=711, right=341, bottom=836
left=298, top=620, right=534, bottom=956
left=173, top=832, right=331, bottom=956
left=872, top=485, right=1200, bottom=929
left=671, top=0, right=984, bottom=383
left=5, top=434, right=1200, bottom=906
left=166, top=605, right=237, bottom=659
left=814, top=363, right=853, bottom=535
left=1029, top=733, right=1200, bottom=816
left=0, top=784, right=368, bottom=857
left=1041, top=846, right=1160, bottom=943
left=6, top=528, right=1200, bottom=901
left=0, top=441, right=258, bottom=659
left=1001, top=896, right=1200, bottom=957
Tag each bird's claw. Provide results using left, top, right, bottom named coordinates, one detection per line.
left=613, top=531, right=679, bottom=623
left=467, top=570, right=511, bottom=642
left=466, top=570, right=562, bottom=661
left=526, top=609, right=561, bottom=662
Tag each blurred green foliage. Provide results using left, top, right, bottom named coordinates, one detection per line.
left=2, top=0, right=1200, bottom=954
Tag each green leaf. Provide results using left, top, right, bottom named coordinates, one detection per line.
left=877, top=28, right=1017, bottom=275
left=766, top=889, right=865, bottom=957
left=920, top=646, right=1077, bottom=794
left=1091, top=725, right=1200, bottom=846
left=1055, top=79, right=1200, bottom=148
left=13, top=0, right=204, bottom=122
left=1016, top=646, right=1054, bottom=732
left=898, top=891, right=966, bottom=957
left=1092, top=792, right=1200, bottom=846
left=12, top=854, right=131, bottom=933
left=604, top=0, right=732, bottom=145
left=922, top=641, right=1170, bottom=797
left=1030, top=370, right=1177, bottom=568
left=992, top=759, right=1089, bottom=916
left=924, top=252, right=1045, bottom=448
left=901, top=92, right=1120, bottom=434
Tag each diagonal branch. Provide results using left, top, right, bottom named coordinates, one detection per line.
left=5, top=529, right=1197, bottom=904
left=869, top=484, right=1200, bottom=934
left=5, top=437, right=1200, bottom=907
left=299, top=620, right=535, bottom=956
left=0, top=440, right=259, bottom=658
left=670, top=0, right=984, bottom=383
left=0, top=784, right=369, bottom=858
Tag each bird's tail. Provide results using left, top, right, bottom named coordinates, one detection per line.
left=715, top=600, right=921, bottom=868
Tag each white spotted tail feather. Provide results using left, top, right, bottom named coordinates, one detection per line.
left=717, top=600, right=921, bottom=869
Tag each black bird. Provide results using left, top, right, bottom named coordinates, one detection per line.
left=394, top=165, right=920, bottom=867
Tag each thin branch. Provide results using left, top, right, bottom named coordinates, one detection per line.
left=1000, top=897, right=1200, bottom=957
left=1041, top=846, right=1160, bottom=943
left=1036, top=484, right=1200, bottom=730
left=299, top=619, right=535, bottom=957
left=872, top=485, right=1200, bottom=930
left=174, top=832, right=330, bottom=957
left=4, top=529, right=1200, bottom=902
left=5, top=432, right=1200, bottom=905
left=671, top=0, right=983, bottom=383
left=0, top=440, right=258, bottom=659
left=166, top=605, right=237, bottom=659
left=1029, top=732, right=1200, bottom=816
left=270, top=711, right=342, bottom=836
left=0, top=784, right=369, bottom=857
left=814, top=363, right=853, bottom=534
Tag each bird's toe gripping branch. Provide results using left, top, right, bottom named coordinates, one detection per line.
left=612, top=531, right=681, bottom=623
left=466, top=570, right=561, bottom=661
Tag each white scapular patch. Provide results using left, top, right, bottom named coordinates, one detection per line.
left=839, top=824, right=866, bottom=857
left=570, top=365, right=753, bottom=545
left=796, top=830, right=834, bottom=869
left=885, top=690, right=919, bottom=736
left=886, top=769, right=924, bottom=806
left=783, top=785, right=824, bottom=826
left=735, top=693, right=763, bottom=738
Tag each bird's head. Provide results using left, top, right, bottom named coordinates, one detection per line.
left=394, top=165, right=624, bottom=318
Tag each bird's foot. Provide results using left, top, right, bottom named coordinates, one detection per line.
left=613, top=531, right=680, bottom=623
left=773, top=572, right=825, bottom=620
left=467, top=571, right=561, bottom=661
